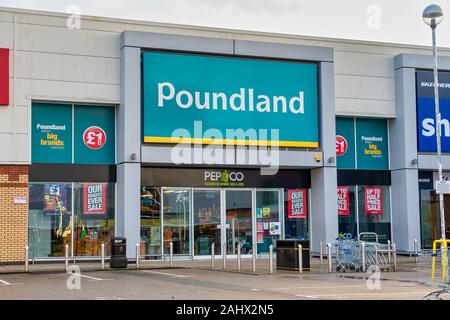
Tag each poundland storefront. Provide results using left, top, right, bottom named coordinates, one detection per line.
left=119, top=31, right=338, bottom=260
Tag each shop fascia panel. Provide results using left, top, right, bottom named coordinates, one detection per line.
left=140, top=145, right=324, bottom=168
left=418, top=154, right=450, bottom=170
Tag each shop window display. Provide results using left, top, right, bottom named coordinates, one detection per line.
left=256, top=190, right=281, bottom=253
left=28, top=182, right=115, bottom=258
left=140, top=187, right=162, bottom=259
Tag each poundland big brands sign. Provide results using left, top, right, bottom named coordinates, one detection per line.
left=142, top=51, right=319, bottom=147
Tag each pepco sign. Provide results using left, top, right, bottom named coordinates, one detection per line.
left=0, top=48, right=8, bottom=106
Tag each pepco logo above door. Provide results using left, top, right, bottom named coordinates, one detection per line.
left=0, top=48, right=9, bottom=106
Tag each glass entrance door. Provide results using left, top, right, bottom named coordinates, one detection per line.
left=193, top=190, right=221, bottom=256
left=225, top=190, right=253, bottom=255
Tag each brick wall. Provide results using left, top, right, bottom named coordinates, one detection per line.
left=0, top=165, right=28, bottom=263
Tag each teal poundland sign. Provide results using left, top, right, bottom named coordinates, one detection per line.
left=142, top=51, right=319, bottom=147
left=335, top=117, right=389, bottom=170
left=32, top=103, right=115, bottom=164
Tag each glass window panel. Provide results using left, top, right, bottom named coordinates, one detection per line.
left=284, top=189, right=309, bottom=240
left=357, top=185, right=391, bottom=244
left=338, top=186, right=357, bottom=238
left=141, top=187, right=162, bottom=259
left=163, top=189, right=191, bottom=255
left=256, top=190, right=281, bottom=253
left=28, top=183, right=72, bottom=258
left=73, top=183, right=115, bottom=256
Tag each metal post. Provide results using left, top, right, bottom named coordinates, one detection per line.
left=101, top=242, right=105, bottom=270
left=375, top=246, right=379, bottom=266
left=65, top=244, right=69, bottom=271
left=136, top=243, right=140, bottom=269
left=320, top=242, right=323, bottom=266
left=414, top=239, right=419, bottom=263
left=211, top=243, right=215, bottom=269
left=223, top=242, right=227, bottom=270
left=298, top=244, right=303, bottom=274
left=25, top=245, right=29, bottom=272
left=361, top=242, right=366, bottom=272
left=237, top=244, right=241, bottom=272
left=393, top=243, right=397, bottom=272
left=387, top=240, right=391, bottom=264
left=252, top=244, right=256, bottom=273
left=327, top=243, right=332, bottom=273
left=169, top=241, right=173, bottom=267
left=269, top=245, right=273, bottom=274
left=431, top=22, right=449, bottom=285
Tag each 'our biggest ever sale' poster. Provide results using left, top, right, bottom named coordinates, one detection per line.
left=287, top=189, right=307, bottom=219
left=83, top=183, right=107, bottom=215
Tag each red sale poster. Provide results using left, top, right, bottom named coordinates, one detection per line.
left=288, top=189, right=307, bottom=219
left=337, top=186, right=350, bottom=216
left=83, top=183, right=107, bottom=214
left=365, top=187, right=383, bottom=215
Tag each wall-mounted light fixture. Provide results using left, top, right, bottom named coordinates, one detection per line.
left=130, top=153, right=137, bottom=161
left=411, top=158, right=418, bottom=166
left=328, top=156, right=335, bottom=164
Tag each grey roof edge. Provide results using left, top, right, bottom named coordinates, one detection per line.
left=234, top=40, right=333, bottom=62
left=395, top=53, right=450, bottom=70
left=121, top=30, right=333, bottom=62
left=121, top=30, right=234, bottom=54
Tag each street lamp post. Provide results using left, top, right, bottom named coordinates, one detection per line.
left=423, top=4, right=447, bottom=283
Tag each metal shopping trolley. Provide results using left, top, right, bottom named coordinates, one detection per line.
left=335, top=234, right=362, bottom=272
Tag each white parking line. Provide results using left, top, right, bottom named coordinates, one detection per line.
left=68, top=273, right=113, bottom=281
left=0, top=279, right=10, bottom=285
left=141, top=270, right=196, bottom=278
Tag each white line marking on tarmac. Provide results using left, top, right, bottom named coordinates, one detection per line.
left=68, top=273, right=113, bottom=281
left=141, top=270, right=196, bottom=278
left=296, top=294, right=319, bottom=299
left=0, top=279, right=11, bottom=285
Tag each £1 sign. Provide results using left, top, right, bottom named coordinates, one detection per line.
left=83, top=126, right=107, bottom=150
left=336, top=135, right=348, bottom=156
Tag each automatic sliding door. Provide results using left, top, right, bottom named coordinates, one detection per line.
left=193, top=190, right=221, bottom=256
left=225, top=190, right=253, bottom=255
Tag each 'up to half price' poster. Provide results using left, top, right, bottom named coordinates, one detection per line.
left=365, top=187, right=383, bottom=215
left=337, top=186, right=350, bottom=216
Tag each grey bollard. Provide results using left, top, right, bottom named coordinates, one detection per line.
left=414, top=239, right=418, bottom=263
left=65, top=244, right=69, bottom=271
left=320, top=242, right=323, bottom=266
left=252, top=244, right=256, bottom=273
left=136, top=243, right=140, bottom=269
left=327, top=243, right=332, bottom=273
left=211, top=243, right=215, bottom=269
left=101, top=243, right=105, bottom=270
left=269, top=245, right=273, bottom=274
left=25, top=245, right=29, bottom=272
left=361, top=242, right=366, bottom=272
left=298, top=244, right=303, bottom=274
left=237, top=244, right=241, bottom=271
left=169, top=242, right=173, bottom=267
left=223, top=243, right=227, bottom=270
left=393, top=243, right=397, bottom=272
left=387, top=240, right=391, bottom=264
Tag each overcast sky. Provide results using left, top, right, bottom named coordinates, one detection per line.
left=1, top=0, right=450, bottom=48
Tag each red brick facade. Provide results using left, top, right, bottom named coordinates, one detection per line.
left=0, top=165, right=28, bottom=263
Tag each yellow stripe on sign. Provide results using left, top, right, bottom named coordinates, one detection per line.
left=144, top=136, right=319, bottom=148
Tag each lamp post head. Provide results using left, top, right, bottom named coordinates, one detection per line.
left=423, top=4, right=444, bottom=28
